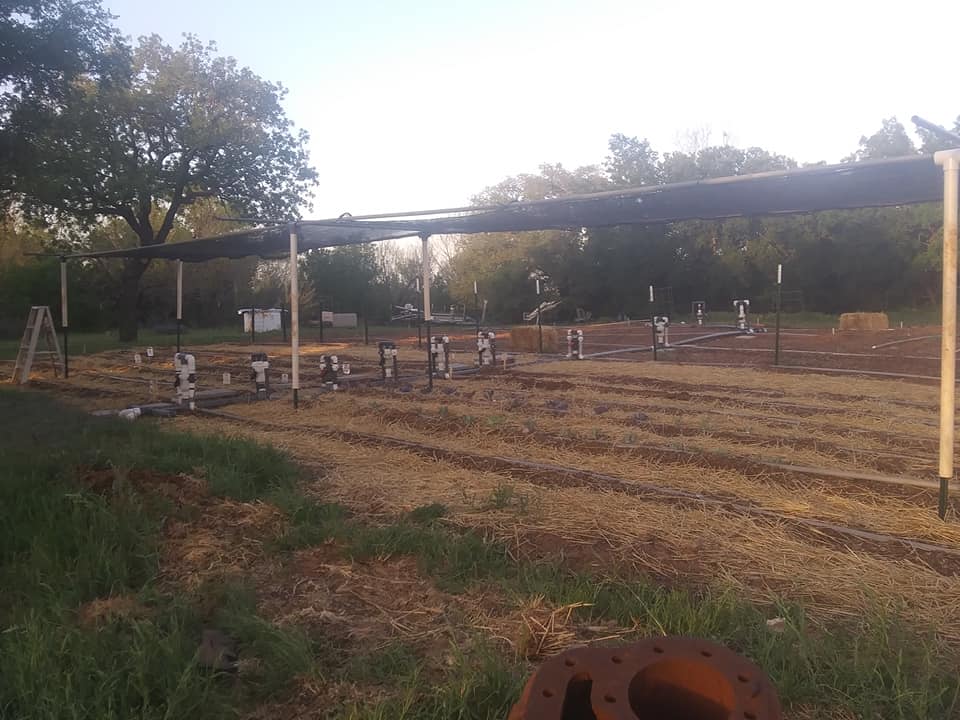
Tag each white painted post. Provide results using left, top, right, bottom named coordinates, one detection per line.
left=60, top=260, right=68, bottom=329
left=60, top=258, right=69, bottom=378
left=422, top=235, right=433, bottom=389
left=289, top=224, right=300, bottom=408
left=176, top=260, right=183, bottom=321
left=176, top=259, right=183, bottom=352
left=421, top=235, right=432, bottom=323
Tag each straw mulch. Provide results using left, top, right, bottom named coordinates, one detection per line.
left=232, top=393, right=960, bottom=547
left=177, top=410, right=960, bottom=645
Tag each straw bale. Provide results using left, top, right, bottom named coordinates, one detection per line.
left=510, top=325, right=559, bottom=352
left=839, top=312, right=889, bottom=331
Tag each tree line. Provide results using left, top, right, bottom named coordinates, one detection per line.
left=445, top=122, right=954, bottom=322
left=1, top=2, right=957, bottom=338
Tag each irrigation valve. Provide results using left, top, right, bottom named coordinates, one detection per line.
left=320, top=354, right=339, bottom=390
left=733, top=299, right=751, bottom=331
left=250, top=352, right=270, bottom=399
left=378, top=341, right=399, bottom=380
left=431, top=335, right=452, bottom=379
left=693, top=301, right=706, bottom=326
left=477, top=330, right=497, bottom=366
left=173, top=352, right=197, bottom=410
left=566, top=329, right=584, bottom=359
left=654, top=316, right=670, bottom=348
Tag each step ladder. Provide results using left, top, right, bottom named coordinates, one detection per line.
left=11, top=306, right=64, bottom=384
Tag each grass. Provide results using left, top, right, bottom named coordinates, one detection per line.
left=275, top=495, right=960, bottom=720
left=3, top=386, right=959, bottom=719
left=0, top=388, right=312, bottom=720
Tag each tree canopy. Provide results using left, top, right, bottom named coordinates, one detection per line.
left=2, top=9, right=317, bottom=338
left=449, top=118, right=949, bottom=322
left=0, top=4, right=955, bottom=337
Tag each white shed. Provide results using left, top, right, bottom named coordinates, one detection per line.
left=238, top=308, right=284, bottom=333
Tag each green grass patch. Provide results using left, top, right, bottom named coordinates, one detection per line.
left=344, top=641, right=422, bottom=686
left=0, top=388, right=312, bottom=720
left=341, top=643, right=527, bottom=720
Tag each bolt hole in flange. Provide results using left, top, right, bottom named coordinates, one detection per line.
left=628, top=658, right=735, bottom=720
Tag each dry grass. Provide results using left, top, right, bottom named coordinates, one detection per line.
left=175, top=411, right=960, bottom=645
left=510, top=326, right=559, bottom=353
left=839, top=312, right=889, bottom=331
left=227, top=392, right=960, bottom=546
left=77, top=594, right=148, bottom=627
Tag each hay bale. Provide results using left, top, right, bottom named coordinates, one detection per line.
left=510, top=326, right=559, bottom=353
left=839, top=312, right=889, bottom=332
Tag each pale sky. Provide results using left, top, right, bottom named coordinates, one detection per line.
left=106, top=0, right=959, bottom=218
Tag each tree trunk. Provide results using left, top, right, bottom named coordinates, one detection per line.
left=117, top=258, right=150, bottom=341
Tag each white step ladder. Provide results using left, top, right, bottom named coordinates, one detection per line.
left=11, top=306, right=64, bottom=384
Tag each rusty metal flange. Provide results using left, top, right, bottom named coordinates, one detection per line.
left=508, top=636, right=782, bottom=720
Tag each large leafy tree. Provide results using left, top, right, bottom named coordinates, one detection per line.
left=0, top=0, right=125, bottom=95
left=6, top=33, right=316, bottom=339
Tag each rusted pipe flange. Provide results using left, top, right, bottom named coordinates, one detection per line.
left=508, top=636, right=781, bottom=720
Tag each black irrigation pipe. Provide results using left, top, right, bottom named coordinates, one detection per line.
left=582, top=331, right=747, bottom=359
left=196, top=408, right=960, bottom=560
left=677, top=344, right=940, bottom=362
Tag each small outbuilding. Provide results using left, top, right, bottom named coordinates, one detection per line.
left=238, top=308, right=284, bottom=333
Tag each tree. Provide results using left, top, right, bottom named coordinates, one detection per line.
left=844, top=117, right=918, bottom=162
left=604, top=133, right=661, bottom=187
left=5, top=34, right=316, bottom=339
left=0, top=0, right=125, bottom=95
left=449, top=164, right=608, bottom=321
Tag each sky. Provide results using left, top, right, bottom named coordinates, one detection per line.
left=105, top=0, right=960, bottom=218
